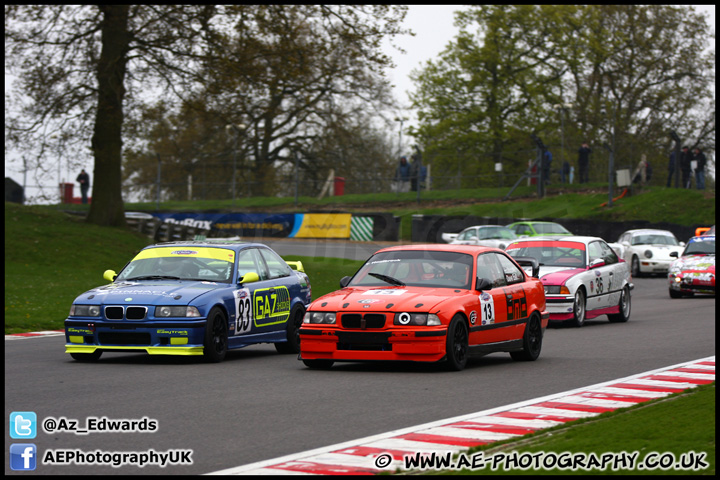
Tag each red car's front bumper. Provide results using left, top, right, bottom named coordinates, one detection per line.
left=299, top=327, right=448, bottom=363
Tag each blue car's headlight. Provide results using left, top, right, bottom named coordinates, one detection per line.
left=70, top=305, right=101, bottom=317
left=155, top=306, right=201, bottom=317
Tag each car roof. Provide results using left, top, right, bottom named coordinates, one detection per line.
left=507, top=235, right=603, bottom=245
left=462, top=225, right=512, bottom=230
left=508, top=221, right=562, bottom=225
left=376, top=244, right=504, bottom=255
left=144, top=240, right=266, bottom=252
left=624, top=229, right=675, bottom=236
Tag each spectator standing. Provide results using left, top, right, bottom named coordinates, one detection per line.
left=409, top=152, right=424, bottom=191
left=542, top=148, right=552, bottom=185
left=680, top=146, right=692, bottom=188
left=76, top=169, right=90, bottom=204
left=693, top=147, right=706, bottom=190
left=666, top=150, right=676, bottom=187
left=393, top=156, right=410, bottom=192
left=561, top=160, right=570, bottom=184
left=577, top=142, right=591, bottom=183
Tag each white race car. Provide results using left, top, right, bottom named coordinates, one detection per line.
left=441, top=225, right=518, bottom=249
left=611, top=229, right=684, bottom=277
left=506, top=236, right=633, bottom=327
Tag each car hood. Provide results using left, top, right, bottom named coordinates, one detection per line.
left=538, top=266, right=586, bottom=286
left=310, top=286, right=467, bottom=312
left=669, top=255, right=715, bottom=274
left=73, top=280, right=224, bottom=305
left=630, top=244, right=684, bottom=259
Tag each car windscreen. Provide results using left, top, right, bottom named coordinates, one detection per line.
left=116, top=247, right=235, bottom=283
left=535, top=223, right=570, bottom=234
left=683, top=238, right=715, bottom=256
left=479, top=226, right=517, bottom=240
left=506, top=241, right=587, bottom=268
left=631, top=234, right=679, bottom=246
left=349, top=250, right=474, bottom=289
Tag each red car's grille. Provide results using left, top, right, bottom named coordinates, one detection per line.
left=340, top=313, right=386, bottom=329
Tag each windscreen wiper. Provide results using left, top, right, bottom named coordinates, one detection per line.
left=368, top=272, right=405, bottom=286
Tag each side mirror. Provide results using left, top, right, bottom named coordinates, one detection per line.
left=476, top=277, right=493, bottom=291
left=670, top=251, right=679, bottom=258
left=589, top=258, right=606, bottom=269
left=239, top=272, right=260, bottom=284
left=103, top=270, right=117, bottom=282
left=513, top=257, right=540, bottom=278
left=340, top=276, right=351, bottom=288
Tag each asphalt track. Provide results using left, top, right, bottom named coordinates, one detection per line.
left=4, top=243, right=716, bottom=475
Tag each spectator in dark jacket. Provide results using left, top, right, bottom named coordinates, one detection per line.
left=693, top=147, right=706, bottom=190
left=577, top=142, right=591, bottom=183
left=680, top=146, right=692, bottom=188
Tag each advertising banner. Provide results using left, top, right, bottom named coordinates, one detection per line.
left=289, top=213, right=352, bottom=239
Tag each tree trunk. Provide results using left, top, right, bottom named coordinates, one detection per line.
left=87, top=5, right=130, bottom=227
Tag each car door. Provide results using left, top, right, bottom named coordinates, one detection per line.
left=586, top=240, right=616, bottom=311
left=232, top=248, right=274, bottom=337
left=598, top=240, right=625, bottom=307
left=256, top=247, right=296, bottom=330
left=471, top=252, right=513, bottom=345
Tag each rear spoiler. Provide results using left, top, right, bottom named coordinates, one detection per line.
left=286, top=260, right=305, bottom=273
left=513, top=256, right=540, bottom=278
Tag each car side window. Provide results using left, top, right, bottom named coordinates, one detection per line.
left=588, top=241, right=604, bottom=263
left=496, top=254, right=525, bottom=285
left=467, top=229, right=477, bottom=239
left=236, top=248, right=268, bottom=281
left=259, top=248, right=292, bottom=279
left=477, top=253, right=507, bottom=288
left=599, top=241, right=618, bottom=264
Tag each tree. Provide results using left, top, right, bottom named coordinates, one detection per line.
left=409, top=5, right=574, bottom=186
left=5, top=5, right=408, bottom=223
left=409, top=5, right=715, bottom=186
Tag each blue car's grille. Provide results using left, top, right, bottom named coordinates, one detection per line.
left=104, top=306, right=147, bottom=320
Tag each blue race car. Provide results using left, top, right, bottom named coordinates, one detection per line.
left=64, top=241, right=312, bottom=362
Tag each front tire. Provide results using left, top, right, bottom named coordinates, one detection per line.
left=631, top=256, right=641, bottom=277
left=608, top=285, right=631, bottom=323
left=571, top=289, right=586, bottom=328
left=511, top=314, right=543, bottom=361
left=70, top=350, right=102, bottom=362
left=204, top=307, right=228, bottom=363
left=444, top=315, right=469, bottom=371
left=275, top=305, right=304, bottom=354
left=302, top=359, right=334, bottom=369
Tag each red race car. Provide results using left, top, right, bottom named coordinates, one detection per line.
left=299, top=245, right=548, bottom=371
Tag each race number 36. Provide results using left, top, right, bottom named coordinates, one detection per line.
left=234, top=288, right=252, bottom=334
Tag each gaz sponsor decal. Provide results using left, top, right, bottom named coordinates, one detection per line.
left=234, top=288, right=252, bottom=334
left=253, top=286, right=291, bottom=327
left=479, top=292, right=495, bottom=325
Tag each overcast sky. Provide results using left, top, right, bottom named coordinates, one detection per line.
left=5, top=5, right=716, bottom=203
left=383, top=5, right=716, bottom=127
